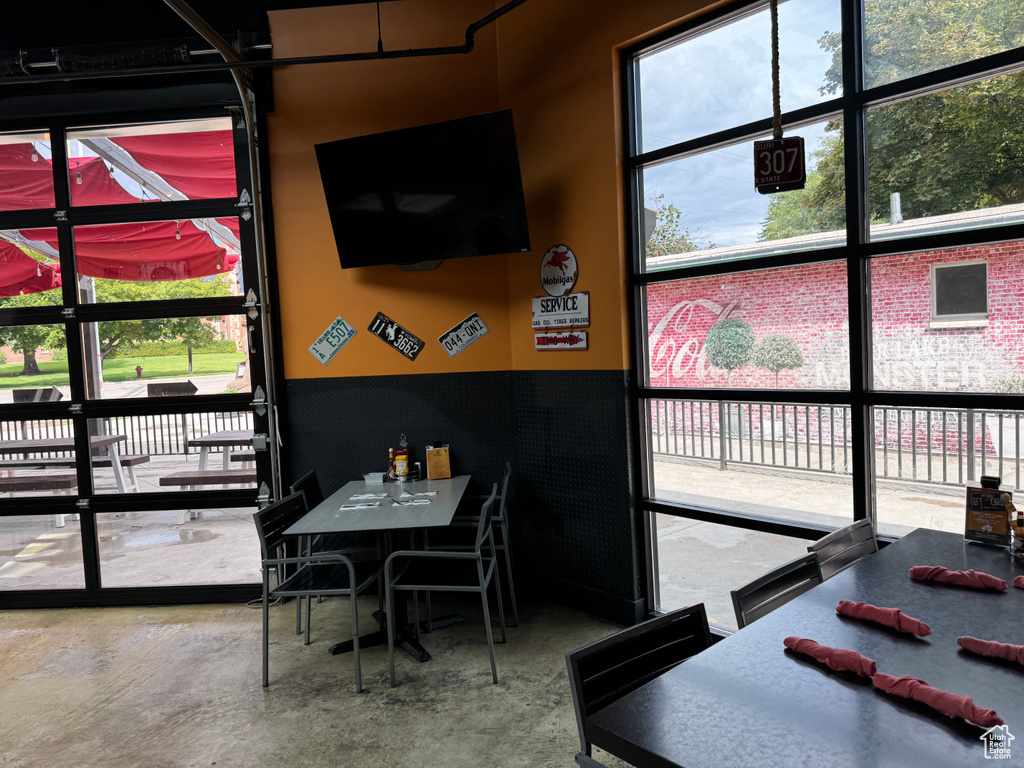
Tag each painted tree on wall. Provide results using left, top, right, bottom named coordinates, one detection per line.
left=752, top=334, right=805, bottom=387
left=704, top=318, right=754, bottom=386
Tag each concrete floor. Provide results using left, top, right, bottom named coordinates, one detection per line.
left=0, top=596, right=632, bottom=768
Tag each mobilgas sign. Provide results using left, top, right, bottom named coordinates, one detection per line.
left=438, top=312, right=490, bottom=358
left=531, top=291, right=589, bottom=329
left=309, top=315, right=357, bottom=366
left=368, top=311, right=424, bottom=361
left=539, top=244, right=578, bottom=297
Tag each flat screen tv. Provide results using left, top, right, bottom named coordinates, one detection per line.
left=315, top=110, right=530, bottom=269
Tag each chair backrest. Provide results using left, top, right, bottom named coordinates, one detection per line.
left=495, top=461, right=512, bottom=519
left=289, top=470, right=324, bottom=509
left=808, top=519, right=878, bottom=580
left=565, top=604, right=713, bottom=754
left=731, top=554, right=822, bottom=629
left=473, top=484, right=498, bottom=553
left=253, top=492, right=309, bottom=561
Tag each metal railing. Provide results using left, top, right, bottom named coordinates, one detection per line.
left=649, top=399, right=1024, bottom=489
left=0, top=411, right=253, bottom=457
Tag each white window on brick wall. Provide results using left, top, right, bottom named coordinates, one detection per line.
left=931, top=261, right=987, bottom=325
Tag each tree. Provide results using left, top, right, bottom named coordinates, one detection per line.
left=704, top=318, right=754, bottom=386
left=0, top=291, right=65, bottom=375
left=761, top=0, right=1024, bottom=238
left=752, top=334, right=805, bottom=387
left=645, top=193, right=713, bottom=258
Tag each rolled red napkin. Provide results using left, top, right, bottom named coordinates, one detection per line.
left=836, top=600, right=931, bottom=637
left=1014, top=575, right=1024, bottom=591
left=958, top=636, right=1024, bottom=666
left=873, top=673, right=1003, bottom=727
left=784, top=636, right=877, bottom=677
left=909, top=565, right=1007, bottom=591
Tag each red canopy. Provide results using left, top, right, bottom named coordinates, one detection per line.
left=111, top=131, right=236, bottom=200
left=0, top=240, right=60, bottom=297
left=0, top=144, right=54, bottom=211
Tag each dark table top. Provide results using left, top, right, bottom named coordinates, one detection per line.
left=589, top=528, right=1024, bottom=768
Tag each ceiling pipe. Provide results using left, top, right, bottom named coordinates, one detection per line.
left=1, top=0, right=528, bottom=85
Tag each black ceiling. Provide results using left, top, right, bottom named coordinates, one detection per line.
left=2, top=2, right=383, bottom=53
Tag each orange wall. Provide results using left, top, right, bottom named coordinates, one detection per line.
left=267, top=0, right=722, bottom=380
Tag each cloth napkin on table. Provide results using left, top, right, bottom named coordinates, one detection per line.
left=784, top=636, right=877, bottom=677
left=836, top=600, right=931, bottom=636
left=872, top=673, right=1003, bottom=727
left=1014, top=575, right=1024, bottom=591
left=909, top=566, right=1007, bottom=591
left=958, top=636, right=1024, bottom=666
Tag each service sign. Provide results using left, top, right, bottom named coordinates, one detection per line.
left=535, top=331, right=588, bottom=351
left=540, top=244, right=579, bottom=297
left=754, top=136, right=806, bottom=194
left=309, top=315, right=357, bottom=366
left=438, top=312, right=490, bottom=358
left=532, top=292, right=589, bottom=329
left=368, top=312, right=425, bottom=361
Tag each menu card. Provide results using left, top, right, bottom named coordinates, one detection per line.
left=965, top=486, right=1011, bottom=546
left=426, top=446, right=451, bottom=480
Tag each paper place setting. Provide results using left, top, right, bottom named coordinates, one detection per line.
left=398, top=490, right=438, bottom=498
left=391, top=498, right=432, bottom=506
left=340, top=502, right=382, bottom=510
left=350, top=493, right=389, bottom=500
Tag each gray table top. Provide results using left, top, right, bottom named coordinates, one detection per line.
left=186, top=429, right=253, bottom=448
left=589, top=528, right=1024, bottom=768
left=0, top=434, right=126, bottom=454
left=284, top=475, right=471, bottom=537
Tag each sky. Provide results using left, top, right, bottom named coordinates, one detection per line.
left=637, top=0, right=842, bottom=250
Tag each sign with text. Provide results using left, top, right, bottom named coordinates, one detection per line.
left=540, top=244, right=578, bottom=297
left=535, top=331, right=588, bottom=351
left=754, top=136, right=806, bottom=194
left=438, top=312, right=489, bottom=358
left=309, top=315, right=357, bottom=366
left=368, top=311, right=424, bottom=361
left=532, top=291, right=590, bottom=329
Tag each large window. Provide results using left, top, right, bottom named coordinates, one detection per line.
left=627, top=0, right=1024, bottom=620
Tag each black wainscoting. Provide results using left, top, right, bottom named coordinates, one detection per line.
left=283, top=369, right=643, bottom=624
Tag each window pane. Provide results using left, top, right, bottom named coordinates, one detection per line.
left=0, top=131, right=55, bottom=212
left=97, top=506, right=260, bottom=587
left=0, top=324, right=70, bottom=402
left=863, top=0, right=1024, bottom=90
left=0, top=515, right=85, bottom=590
left=642, top=120, right=845, bottom=271
left=872, top=406, right=1024, bottom=538
left=80, top=316, right=248, bottom=401
left=86, top=412, right=254, bottom=494
left=0, top=241, right=61, bottom=304
left=0, top=417, right=76, bottom=499
left=65, top=118, right=236, bottom=206
left=871, top=242, right=1023, bottom=392
left=648, top=399, right=854, bottom=528
left=653, top=515, right=814, bottom=631
left=867, top=72, right=1024, bottom=243
left=646, top=262, right=849, bottom=390
left=636, top=0, right=841, bottom=152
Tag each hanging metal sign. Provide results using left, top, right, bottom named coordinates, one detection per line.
left=754, top=136, right=806, bottom=194
left=540, top=244, right=578, bottom=297
left=368, top=311, right=424, bottom=361
left=438, top=312, right=490, bottom=358
left=534, top=331, right=588, bottom=351
left=309, top=315, right=357, bottom=366
left=532, top=292, right=589, bottom=329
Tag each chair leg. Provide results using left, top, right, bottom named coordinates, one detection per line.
left=296, top=595, right=303, bottom=635
left=350, top=590, right=362, bottom=694
left=478, top=563, right=498, bottom=685
left=386, top=565, right=398, bottom=688
left=498, top=517, right=519, bottom=627
left=304, top=592, right=313, bottom=645
left=262, top=572, right=271, bottom=687
left=492, top=560, right=507, bottom=644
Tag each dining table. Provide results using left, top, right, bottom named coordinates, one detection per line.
left=588, top=527, right=1024, bottom=768
left=284, top=474, right=472, bottom=661
left=0, top=434, right=134, bottom=492
left=186, top=429, right=253, bottom=471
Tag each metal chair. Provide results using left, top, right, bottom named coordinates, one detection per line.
left=565, top=604, right=714, bottom=768
left=253, top=491, right=382, bottom=692
left=731, top=553, right=823, bottom=629
left=384, top=484, right=506, bottom=687
left=808, top=518, right=878, bottom=580
left=289, top=469, right=378, bottom=557
left=425, top=461, right=519, bottom=627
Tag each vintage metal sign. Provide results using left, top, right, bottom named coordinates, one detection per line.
left=309, top=315, right=357, bottom=366
left=368, top=311, right=424, bottom=361
left=531, top=292, right=589, bottom=329
left=438, top=312, right=489, bottom=358
left=534, top=331, right=588, bottom=350
left=754, top=136, right=806, bottom=194
left=540, top=244, right=578, bottom=297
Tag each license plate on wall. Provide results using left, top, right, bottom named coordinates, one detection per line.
left=438, top=312, right=489, bottom=358
left=368, top=312, right=425, bottom=361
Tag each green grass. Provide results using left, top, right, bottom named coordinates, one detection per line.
left=0, top=352, right=245, bottom=391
